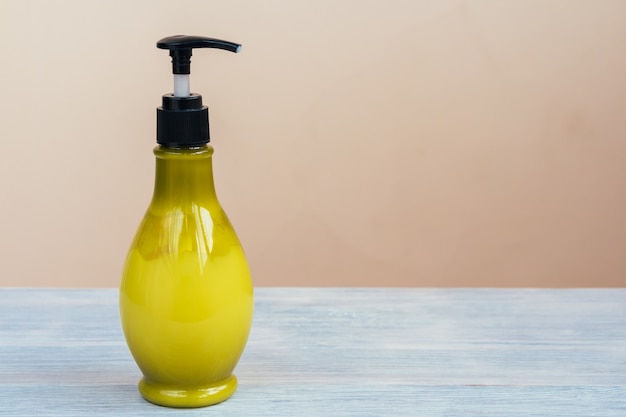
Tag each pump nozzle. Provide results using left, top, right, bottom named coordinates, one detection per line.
left=157, top=35, right=241, bottom=97
left=155, top=35, right=242, bottom=147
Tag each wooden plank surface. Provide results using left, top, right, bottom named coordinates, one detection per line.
left=0, top=288, right=625, bottom=416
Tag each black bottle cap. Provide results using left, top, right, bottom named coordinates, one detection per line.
left=157, top=94, right=208, bottom=147
left=155, top=35, right=241, bottom=147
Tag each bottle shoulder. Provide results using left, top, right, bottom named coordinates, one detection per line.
left=128, top=202, right=242, bottom=260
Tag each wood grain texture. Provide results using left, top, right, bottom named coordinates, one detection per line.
left=0, top=288, right=625, bottom=416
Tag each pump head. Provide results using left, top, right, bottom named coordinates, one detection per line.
left=155, top=35, right=241, bottom=147
left=157, top=35, right=241, bottom=97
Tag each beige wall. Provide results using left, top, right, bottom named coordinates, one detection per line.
left=1, top=1, right=625, bottom=287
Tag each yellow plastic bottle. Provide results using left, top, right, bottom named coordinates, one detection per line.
left=119, top=35, right=253, bottom=408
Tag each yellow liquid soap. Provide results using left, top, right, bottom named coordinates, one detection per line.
left=120, top=145, right=253, bottom=408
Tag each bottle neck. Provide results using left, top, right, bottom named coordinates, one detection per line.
left=151, top=145, right=217, bottom=207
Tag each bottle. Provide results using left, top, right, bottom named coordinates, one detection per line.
left=119, top=35, right=253, bottom=408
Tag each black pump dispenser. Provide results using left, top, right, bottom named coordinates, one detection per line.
left=156, top=35, right=241, bottom=147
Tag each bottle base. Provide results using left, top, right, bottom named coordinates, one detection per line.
left=138, top=375, right=238, bottom=408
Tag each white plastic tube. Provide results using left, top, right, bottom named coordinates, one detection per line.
left=173, top=74, right=190, bottom=97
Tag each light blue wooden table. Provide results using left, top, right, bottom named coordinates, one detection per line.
left=0, top=288, right=625, bottom=416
